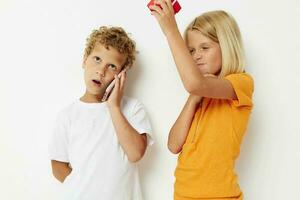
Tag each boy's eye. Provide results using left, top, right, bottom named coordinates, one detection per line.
left=94, top=56, right=101, bottom=63
left=189, top=49, right=195, bottom=54
left=108, top=64, right=117, bottom=70
left=202, top=47, right=209, bottom=50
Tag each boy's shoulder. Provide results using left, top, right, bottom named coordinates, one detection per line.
left=122, top=96, right=140, bottom=107
left=121, top=96, right=145, bottom=114
left=54, top=100, right=79, bottom=121
left=56, top=96, right=145, bottom=117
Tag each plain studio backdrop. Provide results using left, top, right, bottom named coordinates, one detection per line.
left=0, top=0, right=299, bottom=199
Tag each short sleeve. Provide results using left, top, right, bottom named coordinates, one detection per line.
left=225, top=73, right=254, bottom=108
left=48, top=110, right=70, bottom=162
left=128, top=100, right=154, bottom=146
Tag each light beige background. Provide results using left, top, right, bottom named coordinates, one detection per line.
left=0, top=0, right=300, bottom=199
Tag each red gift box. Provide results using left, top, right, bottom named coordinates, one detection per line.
left=147, top=0, right=182, bottom=14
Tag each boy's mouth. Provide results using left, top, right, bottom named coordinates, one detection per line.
left=92, top=79, right=102, bottom=87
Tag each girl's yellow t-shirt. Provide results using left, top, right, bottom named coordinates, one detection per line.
left=174, top=73, right=254, bottom=200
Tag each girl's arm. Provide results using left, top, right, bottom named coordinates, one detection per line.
left=150, top=0, right=237, bottom=100
left=168, top=95, right=202, bottom=154
left=51, top=160, right=72, bottom=183
left=164, top=27, right=237, bottom=100
left=107, top=72, right=147, bottom=163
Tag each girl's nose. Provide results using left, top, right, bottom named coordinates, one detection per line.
left=194, top=50, right=203, bottom=60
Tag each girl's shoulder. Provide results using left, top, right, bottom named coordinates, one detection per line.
left=225, top=72, right=253, bottom=81
left=225, top=72, right=254, bottom=89
left=224, top=72, right=254, bottom=108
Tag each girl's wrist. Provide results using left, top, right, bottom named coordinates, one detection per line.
left=164, top=26, right=180, bottom=38
left=188, top=95, right=202, bottom=105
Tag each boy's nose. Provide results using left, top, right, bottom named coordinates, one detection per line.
left=96, top=66, right=106, bottom=77
left=96, top=71, right=105, bottom=77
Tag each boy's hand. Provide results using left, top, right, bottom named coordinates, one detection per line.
left=107, top=71, right=126, bottom=109
left=149, top=0, right=179, bottom=37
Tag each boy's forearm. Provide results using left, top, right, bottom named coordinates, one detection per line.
left=168, top=97, right=200, bottom=154
left=165, top=31, right=205, bottom=93
left=108, top=106, right=147, bottom=162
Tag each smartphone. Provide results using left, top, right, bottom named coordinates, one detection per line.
left=147, top=0, right=181, bottom=14
left=101, top=67, right=128, bottom=102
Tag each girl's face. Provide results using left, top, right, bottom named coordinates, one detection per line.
left=186, top=30, right=222, bottom=75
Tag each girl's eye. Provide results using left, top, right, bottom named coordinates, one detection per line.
left=189, top=49, right=195, bottom=54
left=94, top=56, right=101, bottom=63
left=202, top=47, right=209, bottom=50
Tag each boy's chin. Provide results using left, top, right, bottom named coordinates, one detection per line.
left=86, top=88, right=105, bottom=97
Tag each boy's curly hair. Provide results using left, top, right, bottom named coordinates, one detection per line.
left=84, top=26, right=137, bottom=68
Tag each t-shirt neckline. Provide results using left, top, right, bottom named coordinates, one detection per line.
left=77, top=98, right=107, bottom=108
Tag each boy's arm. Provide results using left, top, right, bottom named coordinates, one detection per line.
left=168, top=95, right=201, bottom=154
left=109, top=107, right=147, bottom=162
left=107, top=72, right=147, bottom=163
left=51, top=160, right=72, bottom=183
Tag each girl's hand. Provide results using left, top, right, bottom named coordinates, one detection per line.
left=203, top=73, right=217, bottom=78
left=107, top=71, right=126, bottom=109
left=188, top=94, right=202, bottom=104
left=187, top=74, right=216, bottom=104
left=149, top=0, right=179, bottom=36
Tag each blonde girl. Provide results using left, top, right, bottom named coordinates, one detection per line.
left=150, top=2, right=254, bottom=200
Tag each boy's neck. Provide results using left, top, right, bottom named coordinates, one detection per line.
left=80, top=91, right=105, bottom=103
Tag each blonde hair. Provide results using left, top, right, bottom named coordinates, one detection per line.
left=84, top=26, right=137, bottom=68
left=184, top=10, right=245, bottom=77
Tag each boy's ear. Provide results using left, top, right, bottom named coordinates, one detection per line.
left=82, top=57, right=87, bottom=69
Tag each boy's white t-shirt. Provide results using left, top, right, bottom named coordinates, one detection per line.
left=49, top=96, right=153, bottom=200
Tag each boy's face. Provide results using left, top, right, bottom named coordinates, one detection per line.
left=82, top=43, right=127, bottom=98
left=186, top=30, right=222, bottom=75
